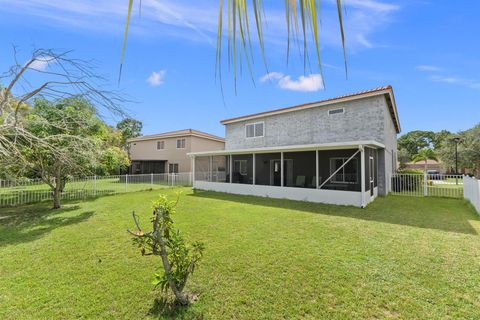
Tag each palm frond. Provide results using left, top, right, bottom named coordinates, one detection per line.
left=119, top=0, right=134, bottom=84
left=216, top=0, right=346, bottom=88
left=119, top=1, right=347, bottom=87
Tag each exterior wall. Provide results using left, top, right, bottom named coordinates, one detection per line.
left=189, top=136, right=225, bottom=153
left=129, top=135, right=224, bottom=173
left=225, top=96, right=387, bottom=150
left=193, top=181, right=364, bottom=207
left=378, top=100, right=399, bottom=195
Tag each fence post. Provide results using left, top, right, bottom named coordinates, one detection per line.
left=151, top=173, right=153, bottom=186
left=94, top=175, right=97, bottom=196
left=125, top=174, right=128, bottom=192
left=423, top=172, right=428, bottom=196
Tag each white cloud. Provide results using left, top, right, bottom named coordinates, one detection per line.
left=261, top=0, right=401, bottom=51
left=345, top=0, right=400, bottom=13
left=259, top=72, right=284, bottom=82
left=416, top=65, right=441, bottom=72
left=1, top=0, right=400, bottom=51
left=429, top=75, right=480, bottom=90
left=260, top=72, right=324, bottom=92
left=0, top=0, right=218, bottom=43
left=28, top=55, right=55, bottom=71
left=147, top=70, right=166, bottom=86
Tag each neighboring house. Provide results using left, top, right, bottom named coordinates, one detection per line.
left=405, top=159, right=445, bottom=173
left=189, top=86, right=400, bottom=207
left=127, top=129, right=225, bottom=174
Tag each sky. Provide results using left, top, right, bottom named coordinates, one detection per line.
left=0, top=0, right=479, bottom=138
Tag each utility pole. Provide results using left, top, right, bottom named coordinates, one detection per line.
left=452, top=137, right=461, bottom=185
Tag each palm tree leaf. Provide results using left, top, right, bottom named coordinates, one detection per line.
left=119, top=0, right=134, bottom=83
left=119, top=1, right=348, bottom=87
left=336, top=0, right=347, bottom=77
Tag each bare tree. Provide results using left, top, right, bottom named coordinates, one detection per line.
left=0, top=47, right=125, bottom=176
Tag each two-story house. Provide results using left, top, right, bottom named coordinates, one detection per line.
left=189, top=86, right=400, bottom=207
left=128, top=129, right=225, bottom=174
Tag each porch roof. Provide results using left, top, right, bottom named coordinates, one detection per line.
left=188, top=140, right=384, bottom=157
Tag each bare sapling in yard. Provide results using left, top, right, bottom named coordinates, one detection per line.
left=128, top=194, right=204, bottom=305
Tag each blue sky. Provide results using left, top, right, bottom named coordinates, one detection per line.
left=0, top=0, right=479, bottom=137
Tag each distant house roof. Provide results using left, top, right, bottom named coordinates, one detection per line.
left=220, top=85, right=401, bottom=133
left=127, top=129, right=225, bottom=143
left=407, top=159, right=441, bottom=165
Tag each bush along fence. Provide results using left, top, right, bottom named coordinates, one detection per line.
left=0, top=173, right=192, bottom=208
left=464, top=175, right=480, bottom=215
left=390, top=173, right=464, bottom=198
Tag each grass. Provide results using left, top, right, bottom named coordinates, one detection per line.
left=1, top=188, right=480, bottom=319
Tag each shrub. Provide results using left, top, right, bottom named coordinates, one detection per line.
left=128, top=194, right=204, bottom=305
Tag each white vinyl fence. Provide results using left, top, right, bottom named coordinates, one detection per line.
left=464, top=175, right=480, bottom=214
left=390, top=173, right=463, bottom=198
left=0, top=173, right=192, bottom=208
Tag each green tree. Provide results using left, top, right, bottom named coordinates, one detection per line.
left=21, top=97, right=127, bottom=208
left=397, top=148, right=411, bottom=170
left=116, top=117, right=142, bottom=148
left=461, top=124, right=480, bottom=176
left=412, top=148, right=438, bottom=172
left=432, top=130, right=452, bottom=149
left=96, top=146, right=130, bottom=175
left=438, top=125, right=480, bottom=176
left=398, top=130, right=436, bottom=158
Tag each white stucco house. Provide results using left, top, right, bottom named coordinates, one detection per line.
left=188, top=86, right=400, bottom=207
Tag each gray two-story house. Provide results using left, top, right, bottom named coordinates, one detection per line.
left=189, top=86, right=400, bottom=207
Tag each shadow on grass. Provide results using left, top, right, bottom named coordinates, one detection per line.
left=189, top=190, right=479, bottom=235
left=148, top=297, right=204, bottom=320
left=0, top=202, right=94, bottom=247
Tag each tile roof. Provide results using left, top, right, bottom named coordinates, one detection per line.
left=127, top=129, right=225, bottom=143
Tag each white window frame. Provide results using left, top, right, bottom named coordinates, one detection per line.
left=328, top=108, right=345, bottom=116
left=176, top=138, right=186, bottom=149
left=156, top=140, right=165, bottom=150
left=329, top=157, right=358, bottom=184
left=234, top=160, right=248, bottom=176
left=245, top=121, right=264, bottom=138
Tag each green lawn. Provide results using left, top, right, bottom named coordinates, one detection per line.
left=1, top=188, right=479, bottom=319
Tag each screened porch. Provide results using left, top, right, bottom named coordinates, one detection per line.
left=189, top=142, right=381, bottom=207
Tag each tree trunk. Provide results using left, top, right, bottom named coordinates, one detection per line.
left=52, top=175, right=62, bottom=209
left=52, top=188, right=61, bottom=209
left=153, top=210, right=189, bottom=305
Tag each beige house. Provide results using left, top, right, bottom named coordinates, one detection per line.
left=127, top=129, right=225, bottom=174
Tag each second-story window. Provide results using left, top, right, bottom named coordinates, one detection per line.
left=245, top=122, right=264, bottom=138
left=176, top=138, right=186, bottom=149
left=157, top=141, right=165, bottom=150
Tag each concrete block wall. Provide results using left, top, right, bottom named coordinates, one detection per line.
left=225, top=96, right=387, bottom=150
